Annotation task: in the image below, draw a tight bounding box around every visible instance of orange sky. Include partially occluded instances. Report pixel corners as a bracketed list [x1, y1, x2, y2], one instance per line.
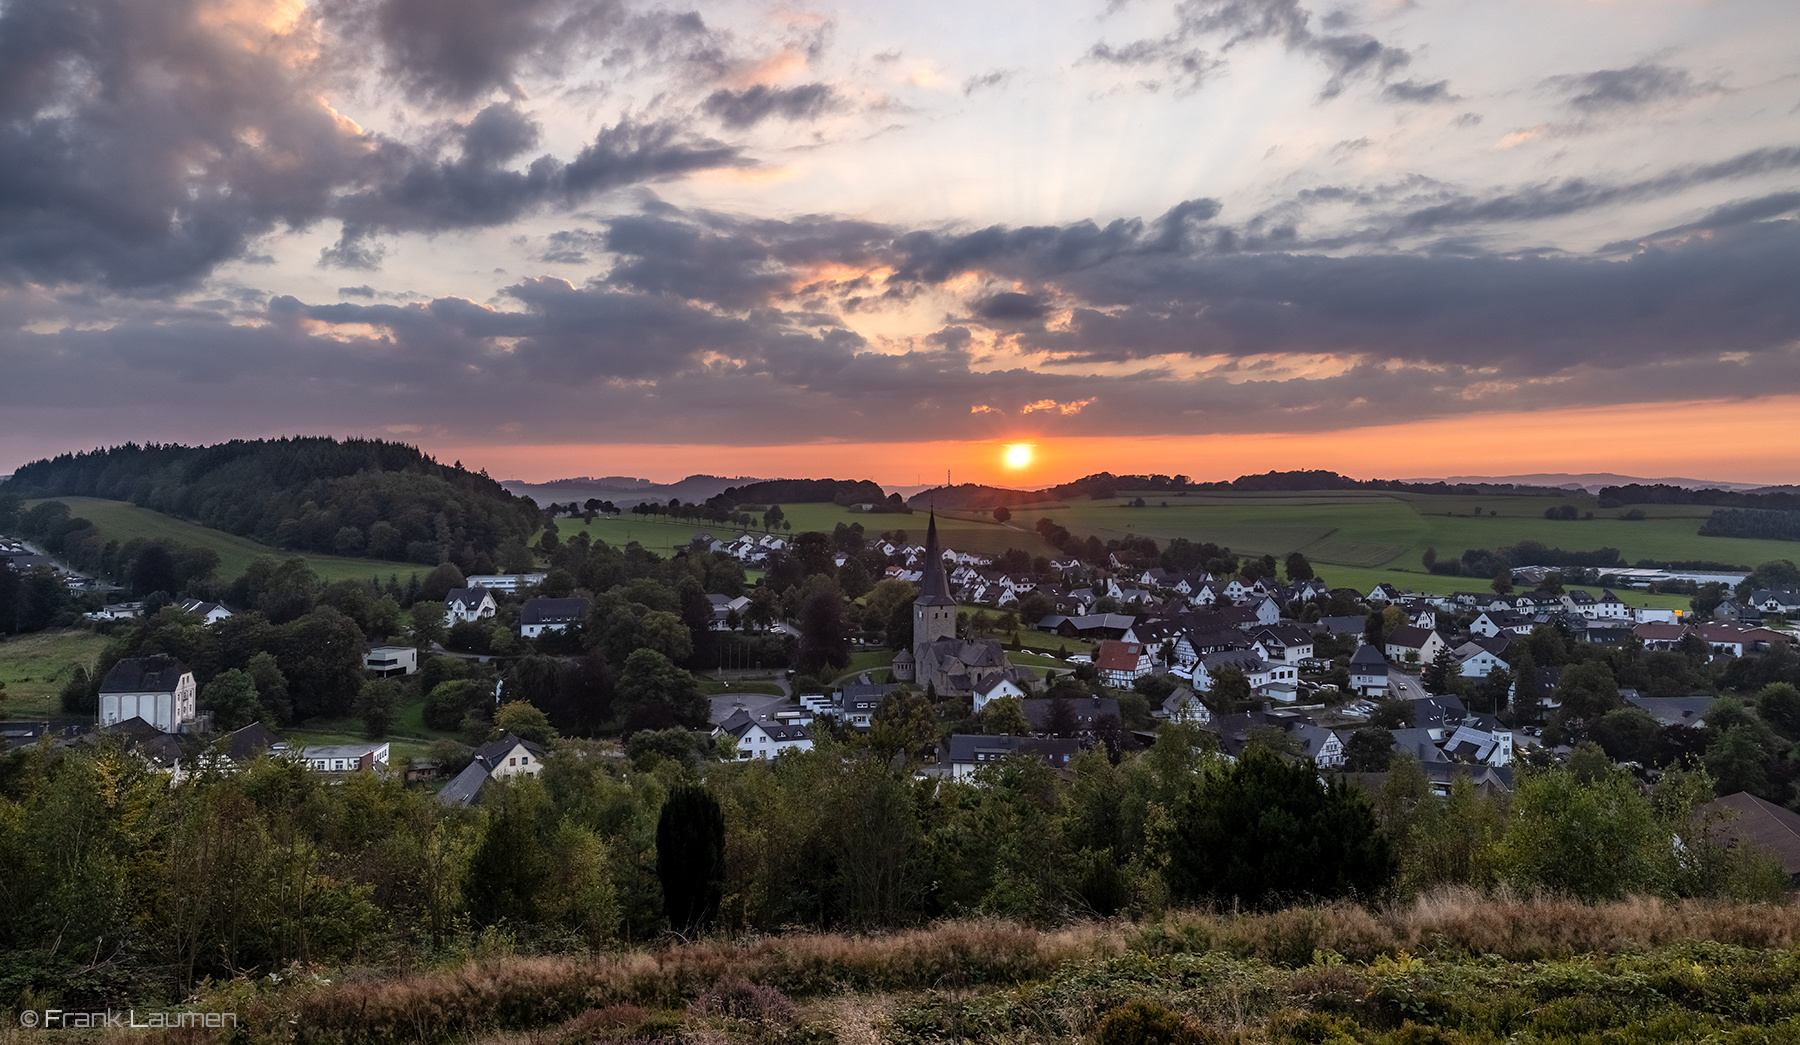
[436, 395, 1800, 488]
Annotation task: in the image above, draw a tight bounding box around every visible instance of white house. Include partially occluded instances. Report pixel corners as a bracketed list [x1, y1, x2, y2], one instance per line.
[716, 708, 814, 760]
[364, 645, 418, 676]
[177, 599, 233, 625]
[445, 587, 498, 623]
[436, 732, 547, 805]
[85, 601, 144, 621]
[297, 742, 391, 774]
[1248, 623, 1314, 666]
[973, 675, 1030, 713]
[1451, 640, 1510, 679]
[1349, 644, 1389, 696]
[519, 596, 590, 638]
[464, 573, 549, 594]
[98, 656, 198, 733]
[1384, 625, 1446, 668]
[1160, 686, 1211, 725]
[1441, 724, 1513, 767]
[1095, 640, 1153, 687]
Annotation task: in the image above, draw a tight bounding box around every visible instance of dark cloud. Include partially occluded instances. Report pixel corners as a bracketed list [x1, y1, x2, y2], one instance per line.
[338, 285, 377, 298]
[1091, 0, 1413, 97]
[366, 0, 622, 102]
[1382, 79, 1457, 104]
[1545, 61, 1719, 112]
[701, 83, 841, 128]
[972, 291, 1050, 324]
[0, 0, 751, 289]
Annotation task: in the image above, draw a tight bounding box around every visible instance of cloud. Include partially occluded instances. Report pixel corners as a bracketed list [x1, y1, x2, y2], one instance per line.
[1544, 61, 1720, 112]
[1382, 78, 1458, 104]
[701, 83, 841, 128]
[0, 0, 751, 290]
[961, 71, 1011, 95]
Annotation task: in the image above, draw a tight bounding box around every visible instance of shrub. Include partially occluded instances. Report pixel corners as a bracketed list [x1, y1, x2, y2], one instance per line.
[687, 978, 798, 1023]
[1093, 999, 1224, 1045]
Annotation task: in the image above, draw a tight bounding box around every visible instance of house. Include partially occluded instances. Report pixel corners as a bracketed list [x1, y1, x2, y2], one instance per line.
[943, 734, 1080, 781]
[1633, 621, 1691, 650]
[1160, 686, 1211, 725]
[445, 587, 499, 623]
[715, 708, 814, 760]
[1441, 724, 1513, 766]
[85, 601, 144, 621]
[465, 573, 549, 593]
[364, 645, 418, 676]
[1625, 694, 1716, 729]
[1452, 637, 1511, 679]
[1248, 623, 1314, 666]
[1383, 625, 1446, 668]
[176, 599, 233, 625]
[1191, 648, 1269, 693]
[1694, 622, 1785, 659]
[1095, 640, 1153, 687]
[1696, 792, 1800, 884]
[1368, 583, 1402, 604]
[1290, 723, 1345, 768]
[1349, 644, 1388, 696]
[298, 741, 391, 774]
[98, 655, 198, 733]
[1387, 727, 1450, 764]
[972, 674, 1030, 712]
[1471, 610, 1531, 638]
[1752, 590, 1800, 616]
[1316, 615, 1368, 636]
[706, 593, 753, 630]
[840, 682, 900, 729]
[1021, 696, 1120, 735]
[519, 596, 590, 638]
[437, 733, 548, 805]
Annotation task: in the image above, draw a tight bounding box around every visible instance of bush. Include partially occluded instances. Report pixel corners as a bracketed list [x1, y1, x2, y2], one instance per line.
[687, 978, 797, 1023]
[1093, 999, 1224, 1045]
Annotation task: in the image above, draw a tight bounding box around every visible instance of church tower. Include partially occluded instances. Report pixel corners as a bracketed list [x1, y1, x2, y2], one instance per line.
[913, 510, 957, 663]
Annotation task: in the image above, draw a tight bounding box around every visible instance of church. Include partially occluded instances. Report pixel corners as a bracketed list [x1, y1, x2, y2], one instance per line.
[891, 511, 1033, 698]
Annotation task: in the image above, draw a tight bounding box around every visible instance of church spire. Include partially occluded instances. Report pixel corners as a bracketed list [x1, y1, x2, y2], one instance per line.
[916, 509, 955, 606]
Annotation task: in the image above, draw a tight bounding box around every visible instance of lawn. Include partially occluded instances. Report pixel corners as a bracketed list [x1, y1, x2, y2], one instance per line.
[0, 628, 111, 719]
[26, 496, 424, 584]
[285, 695, 461, 763]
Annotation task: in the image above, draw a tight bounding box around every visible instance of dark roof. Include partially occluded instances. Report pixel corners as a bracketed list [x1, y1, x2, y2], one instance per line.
[472, 732, 548, 769]
[1385, 625, 1433, 648]
[1317, 615, 1367, 635]
[1021, 696, 1119, 731]
[220, 721, 283, 760]
[944, 733, 1080, 766]
[520, 596, 590, 625]
[98, 655, 189, 695]
[1700, 792, 1800, 875]
[437, 760, 491, 806]
[1349, 644, 1387, 669]
[445, 587, 494, 605]
[1624, 694, 1716, 726]
[915, 510, 956, 607]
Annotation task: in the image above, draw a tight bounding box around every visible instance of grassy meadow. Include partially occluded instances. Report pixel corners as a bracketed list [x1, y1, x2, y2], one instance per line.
[25, 496, 423, 584]
[0, 628, 110, 719]
[62, 892, 1800, 1045]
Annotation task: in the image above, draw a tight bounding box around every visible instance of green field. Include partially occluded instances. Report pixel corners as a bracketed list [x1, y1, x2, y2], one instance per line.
[1028, 489, 1796, 611]
[284, 695, 462, 763]
[562, 503, 1064, 561]
[25, 496, 424, 584]
[0, 628, 110, 719]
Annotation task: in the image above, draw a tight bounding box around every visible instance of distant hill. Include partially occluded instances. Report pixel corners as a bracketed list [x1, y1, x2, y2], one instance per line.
[4, 437, 539, 570]
[502, 474, 762, 508]
[1409, 472, 1771, 494]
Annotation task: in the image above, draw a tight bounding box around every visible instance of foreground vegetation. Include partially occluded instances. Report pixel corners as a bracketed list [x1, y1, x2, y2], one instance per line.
[15, 896, 1800, 1045]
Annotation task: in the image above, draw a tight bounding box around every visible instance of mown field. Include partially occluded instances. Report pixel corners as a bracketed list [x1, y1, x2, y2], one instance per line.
[59, 892, 1800, 1045]
[0, 628, 110, 719]
[24, 496, 423, 584]
[563, 504, 1063, 561]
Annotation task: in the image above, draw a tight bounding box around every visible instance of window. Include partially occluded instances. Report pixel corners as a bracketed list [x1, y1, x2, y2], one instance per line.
[509, 757, 516, 766]
[520, 756, 529, 765]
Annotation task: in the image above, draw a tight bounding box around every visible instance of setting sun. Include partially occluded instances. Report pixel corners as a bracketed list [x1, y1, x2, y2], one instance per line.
[1003, 443, 1033, 469]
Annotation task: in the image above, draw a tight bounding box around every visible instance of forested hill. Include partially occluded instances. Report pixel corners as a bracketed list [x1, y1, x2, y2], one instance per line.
[3, 438, 541, 569]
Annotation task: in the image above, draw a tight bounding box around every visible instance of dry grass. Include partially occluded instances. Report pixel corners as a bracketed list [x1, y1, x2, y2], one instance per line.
[90, 892, 1800, 1045]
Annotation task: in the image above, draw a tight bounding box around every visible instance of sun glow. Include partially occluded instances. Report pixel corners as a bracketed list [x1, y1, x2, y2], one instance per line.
[1003, 443, 1033, 469]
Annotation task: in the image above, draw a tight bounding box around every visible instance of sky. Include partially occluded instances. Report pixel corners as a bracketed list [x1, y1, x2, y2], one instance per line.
[1, 0, 1798, 488]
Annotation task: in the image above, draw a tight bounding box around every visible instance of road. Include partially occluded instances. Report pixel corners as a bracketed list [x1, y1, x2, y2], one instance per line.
[1387, 669, 1427, 702]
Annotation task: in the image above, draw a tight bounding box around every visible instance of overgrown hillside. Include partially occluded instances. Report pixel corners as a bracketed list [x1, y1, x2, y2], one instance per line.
[3, 438, 541, 570]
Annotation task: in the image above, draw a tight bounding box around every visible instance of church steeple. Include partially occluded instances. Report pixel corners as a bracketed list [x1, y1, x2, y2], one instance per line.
[913, 509, 957, 660]
[917, 509, 955, 607]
